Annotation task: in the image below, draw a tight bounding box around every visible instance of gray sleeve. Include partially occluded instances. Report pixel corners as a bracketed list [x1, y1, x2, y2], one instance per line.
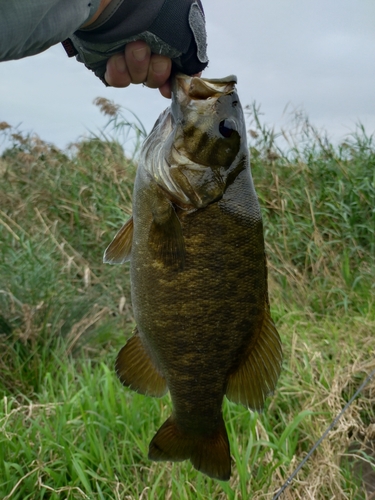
[0, 0, 101, 61]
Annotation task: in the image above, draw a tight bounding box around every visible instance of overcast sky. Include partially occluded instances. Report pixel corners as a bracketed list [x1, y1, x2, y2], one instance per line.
[1, 0, 374, 152]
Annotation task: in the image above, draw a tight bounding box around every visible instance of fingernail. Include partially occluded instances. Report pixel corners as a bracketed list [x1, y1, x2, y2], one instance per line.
[114, 54, 126, 73]
[133, 47, 148, 62]
[152, 60, 169, 75]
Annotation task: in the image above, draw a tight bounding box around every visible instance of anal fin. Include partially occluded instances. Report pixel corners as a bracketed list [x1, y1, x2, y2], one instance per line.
[115, 328, 167, 397]
[226, 304, 282, 411]
[103, 216, 133, 264]
[148, 415, 231, 481]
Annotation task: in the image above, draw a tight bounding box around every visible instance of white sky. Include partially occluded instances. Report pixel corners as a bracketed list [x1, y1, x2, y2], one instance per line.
[1, 0, 374, 152]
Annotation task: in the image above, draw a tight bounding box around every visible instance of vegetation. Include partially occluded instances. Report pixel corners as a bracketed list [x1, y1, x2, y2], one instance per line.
[0, 102, 374, 499]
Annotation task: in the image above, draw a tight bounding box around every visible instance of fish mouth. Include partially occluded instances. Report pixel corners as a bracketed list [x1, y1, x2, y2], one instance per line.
[172, 74, 238, 101]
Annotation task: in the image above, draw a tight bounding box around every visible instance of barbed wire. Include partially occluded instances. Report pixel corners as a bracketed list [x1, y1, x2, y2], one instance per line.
[272, 366, 375, 499]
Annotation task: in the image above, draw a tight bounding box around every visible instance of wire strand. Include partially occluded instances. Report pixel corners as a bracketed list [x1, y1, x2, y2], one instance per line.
[272, 366, 375, 500]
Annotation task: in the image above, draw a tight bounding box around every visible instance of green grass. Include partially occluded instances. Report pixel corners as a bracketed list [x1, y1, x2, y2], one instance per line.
[1, 315, 373, 499]
[0, 103, 374, 499]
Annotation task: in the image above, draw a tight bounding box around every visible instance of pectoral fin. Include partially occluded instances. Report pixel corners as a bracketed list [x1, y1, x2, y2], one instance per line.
[115, 328, 167, 397]
[148, 206, 185, 270]
[103, 216, 133, 264]
[226, 305, 282, 411]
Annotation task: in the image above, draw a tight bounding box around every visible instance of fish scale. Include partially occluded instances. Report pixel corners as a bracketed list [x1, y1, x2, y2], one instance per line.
[104, 73, 282, 480]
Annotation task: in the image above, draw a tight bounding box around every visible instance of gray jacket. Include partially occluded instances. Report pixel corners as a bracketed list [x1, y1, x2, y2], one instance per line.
[0, 0, 100, 60]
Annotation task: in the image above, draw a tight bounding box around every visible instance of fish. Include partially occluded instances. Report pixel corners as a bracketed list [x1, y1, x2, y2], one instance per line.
[103, 73, 282, 481]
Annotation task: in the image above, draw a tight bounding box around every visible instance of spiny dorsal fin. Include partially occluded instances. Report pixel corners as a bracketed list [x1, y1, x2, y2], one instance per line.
[115, 328, 167, 397]
[226, 305, 282, 411]
[148, 415, 231, 481]
[103, 216, 133, 264]
[148, 208, 185, 270]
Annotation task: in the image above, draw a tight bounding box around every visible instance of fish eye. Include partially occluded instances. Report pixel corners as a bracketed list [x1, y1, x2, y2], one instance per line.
[219, 119, 236, 138]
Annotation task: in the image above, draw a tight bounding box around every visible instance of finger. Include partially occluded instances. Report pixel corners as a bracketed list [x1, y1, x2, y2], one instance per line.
[124, 40, 151, 84]
[144, 54, 172, 89]
[104, 53, 131, 88]
[158, 79, 172, 99]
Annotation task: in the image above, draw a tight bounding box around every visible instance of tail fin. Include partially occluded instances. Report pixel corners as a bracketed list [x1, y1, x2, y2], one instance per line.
[148, 416, 231, 481]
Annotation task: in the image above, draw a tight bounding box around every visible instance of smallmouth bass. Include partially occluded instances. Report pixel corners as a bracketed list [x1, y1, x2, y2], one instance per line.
[104, 74, 282, 481]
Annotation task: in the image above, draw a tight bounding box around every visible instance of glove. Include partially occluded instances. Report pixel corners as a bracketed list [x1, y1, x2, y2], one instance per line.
[63, 0, 208, 84]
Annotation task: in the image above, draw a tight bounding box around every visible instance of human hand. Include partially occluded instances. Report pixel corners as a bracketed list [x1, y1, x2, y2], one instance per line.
[104, 41, 172, 98]
[67, 0, 208, 96]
